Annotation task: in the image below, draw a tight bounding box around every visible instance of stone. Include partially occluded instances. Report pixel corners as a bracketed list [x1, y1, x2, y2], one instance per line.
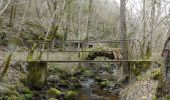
[64, 91, 77, 100]
[47, 75, 60, 83]
[58, 80, 69, 89]
[48, 98, 58, 100]
[47, 88, 61, 99]
[100, 80, 111, 89]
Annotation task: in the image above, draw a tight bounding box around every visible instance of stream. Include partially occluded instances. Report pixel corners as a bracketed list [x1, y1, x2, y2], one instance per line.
[77, 79, 119, 100]
[30, 62, 120, 100]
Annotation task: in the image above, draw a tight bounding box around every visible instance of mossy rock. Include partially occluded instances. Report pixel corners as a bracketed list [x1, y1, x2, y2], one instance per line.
[72, 82, 82, 89]
[58, 80, 69, 89]
[47, 88, 61, 98]
[100, 80, 111, 88]
[47, 75, 60, 83]
[82, 70, 93, 77]
[64, 91, 78, 100]
[165, 95, 170, 100]
[3, 96, 19, 100]
[69, 77, 79, 82]
[48, 98, 58, 100]
[22, 94, 33, 100]
[95, 77, 103, 82]
[151, 70, 161, 80]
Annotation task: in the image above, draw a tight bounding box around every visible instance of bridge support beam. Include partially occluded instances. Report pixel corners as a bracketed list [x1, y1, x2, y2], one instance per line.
[26, 61, 47, 90]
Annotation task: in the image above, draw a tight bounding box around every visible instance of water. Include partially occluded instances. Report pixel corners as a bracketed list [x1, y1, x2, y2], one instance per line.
[77, 79, 119, 100]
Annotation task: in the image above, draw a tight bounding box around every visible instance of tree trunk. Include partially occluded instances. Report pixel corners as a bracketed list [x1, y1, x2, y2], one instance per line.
[150, 0, 156, 52]
[120, 0, 129, 76]
[86, 0, 93, 41]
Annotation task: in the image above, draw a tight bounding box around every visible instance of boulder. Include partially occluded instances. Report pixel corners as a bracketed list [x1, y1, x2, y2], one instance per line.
[47, 88, 61, 99]
[47, 75, 60, 83]
[64, 91, 78, 100]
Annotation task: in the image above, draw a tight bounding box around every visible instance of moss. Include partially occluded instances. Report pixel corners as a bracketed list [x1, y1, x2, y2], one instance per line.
[130, 61, 152, 76]
[27, 61, 47, 89]
[165, 95, 170, 100]
[70, 77, 78, 82]
[64, 91, 78, 100]
[100, 80, 111, 88]
[22, 94, 33, 100]
[151, 70, 161, 80]
[48, 98, 58, 100]
[58, 80, 69, 88]
[95, 77, 103, 82]
[73, 82, 82, 89]
[47, 88, 61, 98]
[4, 96, 18, 100]
[82, 70, 93, 77]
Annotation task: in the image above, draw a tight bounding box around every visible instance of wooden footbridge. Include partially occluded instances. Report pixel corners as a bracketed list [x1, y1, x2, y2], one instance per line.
[1, 39, 159, 89]
[3, 39, 150, 63]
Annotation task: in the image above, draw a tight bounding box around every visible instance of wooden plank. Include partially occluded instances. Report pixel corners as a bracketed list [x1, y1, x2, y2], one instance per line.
[39, 50, 122, 53]
[27, 40, 135, 44]
[18, 60, 154, 63]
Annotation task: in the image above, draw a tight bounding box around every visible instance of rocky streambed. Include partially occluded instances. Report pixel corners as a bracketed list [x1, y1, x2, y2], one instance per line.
[0, 62, 122, 100]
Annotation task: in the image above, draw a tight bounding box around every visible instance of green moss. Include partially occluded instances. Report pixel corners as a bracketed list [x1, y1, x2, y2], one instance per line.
[64, 91, 78, 100]
[100, 80, 111, 88]
[165, 95, 170, 100]
[82, 70, 93, 77]
[73, 82, 82, 89]
[5, 96, 18, 100]
[58, 80, 69, 88]
[95, 77, 103, 82]
[70, 77, 78, 82]
[151, 70, 161, 80]
[130, 61, 152, 76]
[27, 61, 47, 89]
[48, 98, 58, 100]
[47, 88, 61, 98]
[22, 94, 33, 100]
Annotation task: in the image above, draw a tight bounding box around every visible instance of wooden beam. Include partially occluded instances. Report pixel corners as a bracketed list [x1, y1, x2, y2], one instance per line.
[27, 40, 135, 44]
[18, 60, 154, 63]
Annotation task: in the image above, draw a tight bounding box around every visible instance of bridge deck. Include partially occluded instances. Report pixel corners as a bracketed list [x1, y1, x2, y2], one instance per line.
[18, 60, 154, 63]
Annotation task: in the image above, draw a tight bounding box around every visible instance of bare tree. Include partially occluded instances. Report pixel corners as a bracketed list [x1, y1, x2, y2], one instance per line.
[120, 0, 129, 76]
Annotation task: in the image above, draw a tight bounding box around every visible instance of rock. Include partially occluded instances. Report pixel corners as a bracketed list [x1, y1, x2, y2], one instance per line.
[82, 70, 93, 77]
[73, 82, 82, 89]
[22, 94, 33, 100]
[64, 91, 77, 100]
[69, 77, 78, 82]
[47, 88, 61, 99]
[58, 80, 69, 89]
[95, 77, 103, 82]
[151, 70, 160, 80]
[47, 75, 60, 83]
[48, 98, 58, 100]
[100, 80, 111, 89]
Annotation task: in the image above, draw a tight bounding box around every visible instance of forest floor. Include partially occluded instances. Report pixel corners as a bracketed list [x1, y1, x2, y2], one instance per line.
[119, 68, 160, 100]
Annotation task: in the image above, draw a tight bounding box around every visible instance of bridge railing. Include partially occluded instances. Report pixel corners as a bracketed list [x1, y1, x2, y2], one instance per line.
[1, 39, 142, 62]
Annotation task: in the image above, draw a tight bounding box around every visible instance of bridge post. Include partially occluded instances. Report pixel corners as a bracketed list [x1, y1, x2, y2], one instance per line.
[26, 61, 47, 90]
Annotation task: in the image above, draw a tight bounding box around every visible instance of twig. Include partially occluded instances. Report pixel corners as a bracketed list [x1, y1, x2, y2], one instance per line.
[145, 14, 170, 39]
[10, 2, 27, 5]
[16, 1, 29, 36]
[0, 0, 11, 16]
